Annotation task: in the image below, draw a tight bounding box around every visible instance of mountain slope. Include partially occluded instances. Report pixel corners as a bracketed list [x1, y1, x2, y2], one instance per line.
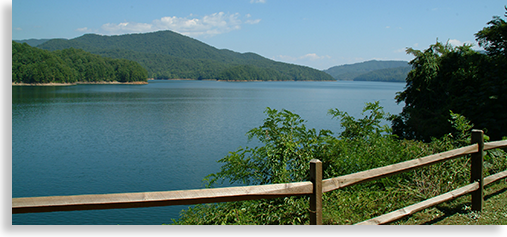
[324, 60, 409, 81]
[353, 66, 411, 82]
[14, 39, 52, 47]
[12, 41, 147, 84]
[37, 31, 334, 81]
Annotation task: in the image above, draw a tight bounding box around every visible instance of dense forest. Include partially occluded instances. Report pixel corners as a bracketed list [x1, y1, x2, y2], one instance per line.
[35, 30, 334, 81]
[324, 60, 409, 81]
[12, 41, 148, 84]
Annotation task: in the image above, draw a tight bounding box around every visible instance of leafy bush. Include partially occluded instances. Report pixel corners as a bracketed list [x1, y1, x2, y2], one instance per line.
[173, 102, 507, 225]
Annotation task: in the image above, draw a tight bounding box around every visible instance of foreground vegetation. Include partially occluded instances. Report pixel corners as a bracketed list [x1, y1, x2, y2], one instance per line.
[173, 9, 507, 225]
[393, 180, 507, 225]
[172, 103, 507, 225]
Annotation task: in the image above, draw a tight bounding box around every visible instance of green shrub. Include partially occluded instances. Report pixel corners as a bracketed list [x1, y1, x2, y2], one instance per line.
[173, 102, 507, 225]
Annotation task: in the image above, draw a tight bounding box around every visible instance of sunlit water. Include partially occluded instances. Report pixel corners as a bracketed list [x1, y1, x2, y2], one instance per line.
[12, 80, 405, 224]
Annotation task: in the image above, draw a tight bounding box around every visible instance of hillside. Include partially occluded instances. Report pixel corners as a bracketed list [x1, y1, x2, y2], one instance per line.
[14, 38, 51, 47]
[324, 60, 409, 81]
[12, 41, 148, 84]
[37, 30, 334, 81]
[353, 66, 411, 82]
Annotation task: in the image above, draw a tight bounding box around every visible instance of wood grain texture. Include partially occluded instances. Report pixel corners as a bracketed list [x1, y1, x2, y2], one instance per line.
[12, 139, 507, 217]
[355, 182, 479, 225]
[13, 181, 312, 214]
[355, 170, 507, 225]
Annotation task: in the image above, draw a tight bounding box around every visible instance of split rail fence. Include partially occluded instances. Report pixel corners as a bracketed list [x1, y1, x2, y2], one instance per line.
[12, 130, 507, 225]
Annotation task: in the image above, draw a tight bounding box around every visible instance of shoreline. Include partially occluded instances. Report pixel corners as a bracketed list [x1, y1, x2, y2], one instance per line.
[150, 78, 337, 82]
[12, 81, 149, 86]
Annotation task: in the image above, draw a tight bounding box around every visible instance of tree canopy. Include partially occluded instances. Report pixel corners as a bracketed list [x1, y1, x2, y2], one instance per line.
[37, 30, 334, 81]
[12, 41, 148, 84]
[392, 8, 507, 141]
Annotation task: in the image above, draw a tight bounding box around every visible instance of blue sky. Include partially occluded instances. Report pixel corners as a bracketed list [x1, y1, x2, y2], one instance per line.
[11, 0, 507, 70]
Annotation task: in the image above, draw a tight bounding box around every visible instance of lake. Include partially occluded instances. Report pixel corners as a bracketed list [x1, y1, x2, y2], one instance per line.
[12, 80, 405, 225]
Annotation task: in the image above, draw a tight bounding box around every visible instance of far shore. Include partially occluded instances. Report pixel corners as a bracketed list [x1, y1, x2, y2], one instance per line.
[12, 81, 149, 86]
[149, 78, 337, 82]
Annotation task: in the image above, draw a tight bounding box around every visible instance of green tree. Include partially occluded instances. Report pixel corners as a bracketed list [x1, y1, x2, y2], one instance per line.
[205, 108, 333, 187]
[475, 6, 507, 57]
[37, 30, 334, 81]
[174, 102, 507, 225]
[12, 41, 147, 84]
[12, 41, 78, 84]
[392, 8, 507, 141]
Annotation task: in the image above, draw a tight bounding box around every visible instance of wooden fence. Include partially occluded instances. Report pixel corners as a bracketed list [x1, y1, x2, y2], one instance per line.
[12, 130, 507, 225]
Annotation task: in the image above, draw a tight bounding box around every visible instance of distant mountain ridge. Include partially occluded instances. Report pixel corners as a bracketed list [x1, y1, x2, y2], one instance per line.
[35, 30, 334, 81]
[324, 60, 410, 82]
[14, 39, 52, 47]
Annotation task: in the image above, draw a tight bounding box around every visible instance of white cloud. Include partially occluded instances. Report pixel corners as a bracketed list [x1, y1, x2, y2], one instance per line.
[448, 39, 464, 47]
[103, 22, 152, 34]
[394, 48, 406, 53]
[301, 53, 331, 61]
[245, 19, 262, 24]
[95, 12, 260, 37]
[76, 27, 90, 32]
[385, 25, 403, 30]
[274, 53, 331, 62]
[275, 55, 297, 61]
[448, 39, 479, 49]
[250, 0, 266, 3]
[244, 13, 261, 24]
[272, 53, 333, 70]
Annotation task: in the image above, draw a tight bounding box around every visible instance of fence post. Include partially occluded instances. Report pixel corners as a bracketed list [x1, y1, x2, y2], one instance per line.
[310, 159, 322, 225]
[471, 129, 484, 212]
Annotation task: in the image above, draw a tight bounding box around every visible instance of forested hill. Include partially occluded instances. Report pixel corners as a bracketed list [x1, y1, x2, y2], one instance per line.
[324, 60, 410, 81]
[14, 38, 51, 47]
[36, 30, 334, 81]
[12, 41, 148, 84]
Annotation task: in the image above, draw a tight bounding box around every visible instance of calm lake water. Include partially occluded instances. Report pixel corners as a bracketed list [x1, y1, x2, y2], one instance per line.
[12, 80, 405, 225]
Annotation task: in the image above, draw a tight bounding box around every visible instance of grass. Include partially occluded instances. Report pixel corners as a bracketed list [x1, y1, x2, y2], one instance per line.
[392, 179, 507, 225]
[319, 178, 507, 225]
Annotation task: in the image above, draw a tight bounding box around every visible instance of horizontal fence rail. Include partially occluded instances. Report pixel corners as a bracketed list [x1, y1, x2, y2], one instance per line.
[322, 144, 479, 193]
[13, 181, 312, 214]
[12, 131, 507, 225]
[356, 169, 507, 225]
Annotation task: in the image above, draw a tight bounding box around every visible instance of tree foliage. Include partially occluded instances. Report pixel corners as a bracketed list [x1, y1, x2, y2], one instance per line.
[12, 41, 148, 84]
[392, 8, 507, 141]
[174, 9, 507, 224]
[475, 7, 507, 58]
[174, 102, 507, 225]
[217, 65, 289, 81]
[12, 41, 77, 84]
[37, 30, 334, 81]
[205, 108, 333, 187]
